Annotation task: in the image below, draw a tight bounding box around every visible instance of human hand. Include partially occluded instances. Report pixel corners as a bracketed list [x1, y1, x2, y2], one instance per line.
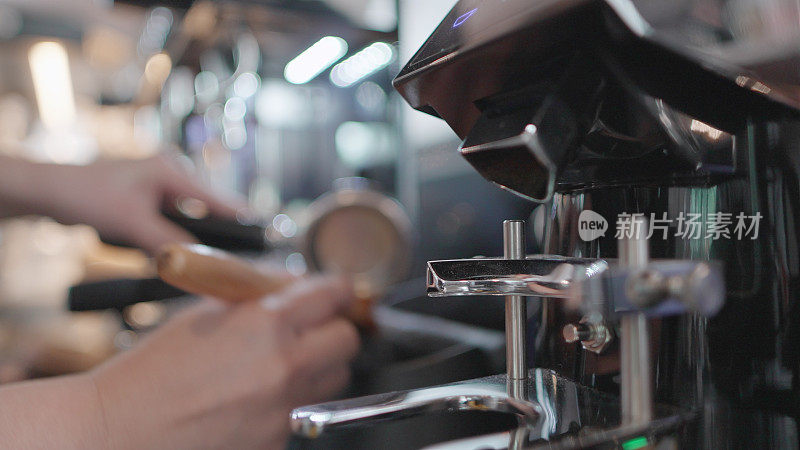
[90, 276, 359, 449]
[40, 155, 243, 255]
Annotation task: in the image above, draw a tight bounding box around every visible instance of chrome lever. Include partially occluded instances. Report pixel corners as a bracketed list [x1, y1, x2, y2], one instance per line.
[290, 374, 543, 438]
[425, 257, 723, 318]
[425, 257, 609, 297]
[290, 368, 612, 441]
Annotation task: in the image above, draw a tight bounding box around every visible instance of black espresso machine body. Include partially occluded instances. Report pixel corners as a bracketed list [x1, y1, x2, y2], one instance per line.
[394, 0, 800, 447]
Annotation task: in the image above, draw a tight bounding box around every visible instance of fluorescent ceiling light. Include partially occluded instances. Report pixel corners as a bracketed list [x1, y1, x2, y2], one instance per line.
[330, 42, 394, 88]
[284, 36, 348, 85]
[28, 41, 76, 129]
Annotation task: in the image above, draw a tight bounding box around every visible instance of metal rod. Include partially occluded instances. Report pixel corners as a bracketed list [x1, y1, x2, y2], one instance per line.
[503, 220, 527, 399]
[619, 216, 653, 425]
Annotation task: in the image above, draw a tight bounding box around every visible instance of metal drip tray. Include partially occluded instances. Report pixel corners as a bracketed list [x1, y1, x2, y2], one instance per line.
[426, 256, 608, 297]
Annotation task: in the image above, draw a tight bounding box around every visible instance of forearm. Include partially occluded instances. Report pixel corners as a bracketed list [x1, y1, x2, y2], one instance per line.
[0, 155, 66, 218]
[0, 373, 107, 449]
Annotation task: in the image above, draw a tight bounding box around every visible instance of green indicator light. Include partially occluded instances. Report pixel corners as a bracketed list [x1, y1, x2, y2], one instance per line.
[621, 436, 649, 450]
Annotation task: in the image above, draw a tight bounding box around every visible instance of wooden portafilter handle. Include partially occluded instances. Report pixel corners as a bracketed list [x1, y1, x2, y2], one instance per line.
[156, 243, 293, 303]
[156, 243, 376, 330]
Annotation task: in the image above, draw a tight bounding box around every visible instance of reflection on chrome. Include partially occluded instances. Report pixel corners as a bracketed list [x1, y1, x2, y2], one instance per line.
[426, 256, 609, 297]
[291, 374, 540, 438]
[290, 369, 617, 442]
[426, 256, 725, 318]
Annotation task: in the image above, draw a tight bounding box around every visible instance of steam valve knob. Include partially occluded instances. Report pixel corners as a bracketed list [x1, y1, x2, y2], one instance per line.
[562, 323, 592, 343]
[562, 321, 613, 354]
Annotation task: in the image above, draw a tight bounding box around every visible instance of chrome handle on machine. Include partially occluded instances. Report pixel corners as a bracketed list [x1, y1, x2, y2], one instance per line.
[425, 252, 724, 320]
[290, 376, 543, 438]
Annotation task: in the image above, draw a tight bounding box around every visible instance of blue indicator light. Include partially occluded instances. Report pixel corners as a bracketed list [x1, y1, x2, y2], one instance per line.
[452, 8, 478, 28]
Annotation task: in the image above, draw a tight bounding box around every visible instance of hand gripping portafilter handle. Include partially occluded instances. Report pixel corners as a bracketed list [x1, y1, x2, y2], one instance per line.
[156, 244, 376, 329]
[156, 243, 293, 303]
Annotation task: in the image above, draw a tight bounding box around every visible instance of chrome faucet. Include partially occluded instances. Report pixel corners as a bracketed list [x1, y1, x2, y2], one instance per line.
[290, 219, 725, 446]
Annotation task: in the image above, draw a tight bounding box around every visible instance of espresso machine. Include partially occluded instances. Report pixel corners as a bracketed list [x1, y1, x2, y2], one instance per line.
[290, 0, 800, 447]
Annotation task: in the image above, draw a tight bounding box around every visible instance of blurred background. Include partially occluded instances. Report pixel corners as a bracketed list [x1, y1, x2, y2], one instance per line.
[0, 2, 536, 436]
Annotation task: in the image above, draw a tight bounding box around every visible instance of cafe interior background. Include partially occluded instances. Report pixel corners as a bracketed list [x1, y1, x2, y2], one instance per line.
[0, 0, 537, 446]
[5, 0, 800, 448]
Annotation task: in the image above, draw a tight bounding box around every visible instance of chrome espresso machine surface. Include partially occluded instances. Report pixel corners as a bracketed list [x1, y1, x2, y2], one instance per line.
[292, 0, 800, 448]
